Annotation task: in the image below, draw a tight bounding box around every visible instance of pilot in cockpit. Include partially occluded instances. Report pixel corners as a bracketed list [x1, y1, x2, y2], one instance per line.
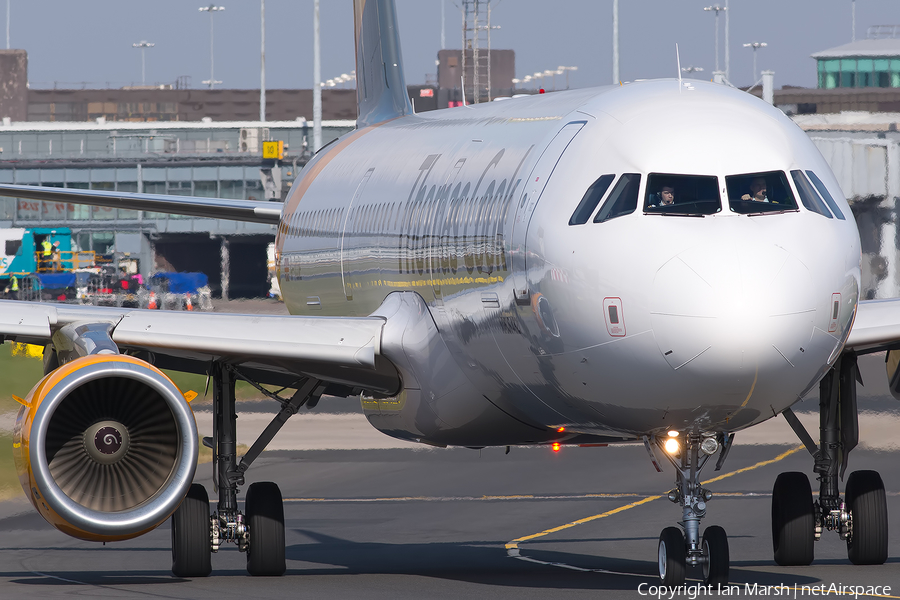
[649, 184, 675, 207]
[741, 177, 769, 202]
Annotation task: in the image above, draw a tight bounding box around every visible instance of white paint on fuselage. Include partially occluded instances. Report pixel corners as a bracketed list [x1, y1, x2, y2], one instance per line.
[276, 80, 860, 440]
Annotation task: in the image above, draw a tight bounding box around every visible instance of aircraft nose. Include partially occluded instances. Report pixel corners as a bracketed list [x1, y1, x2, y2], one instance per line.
[649, 237, 821, 398]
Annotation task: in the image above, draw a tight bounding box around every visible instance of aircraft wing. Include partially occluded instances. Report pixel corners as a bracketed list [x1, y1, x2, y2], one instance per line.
[0, 183, 282, 224]
[845, 298, 900, 353]
[0, 300, 400, 396]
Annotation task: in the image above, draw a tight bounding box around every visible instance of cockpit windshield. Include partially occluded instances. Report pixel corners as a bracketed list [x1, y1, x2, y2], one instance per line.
[643, 173, 721, 216]
[725, 171, 798, 214]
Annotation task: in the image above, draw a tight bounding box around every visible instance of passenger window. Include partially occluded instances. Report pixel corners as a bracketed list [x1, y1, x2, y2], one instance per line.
[805, 171, 846, 220]
[593, 173, 641, 223]
[725, 171, 799, 214]
[643, 173, 721, 216]
[790, 170, 832, 218]
[569, 174, 614, 225]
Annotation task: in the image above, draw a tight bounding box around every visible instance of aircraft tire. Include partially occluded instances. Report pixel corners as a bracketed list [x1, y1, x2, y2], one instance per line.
[171, 483, 212, 577]
[701, 525, 729, 587]
[658, 527, 686, 586]
[246, 481, 286, 576]
[846, 470, 888, 565]
[771, 472, 815, 566]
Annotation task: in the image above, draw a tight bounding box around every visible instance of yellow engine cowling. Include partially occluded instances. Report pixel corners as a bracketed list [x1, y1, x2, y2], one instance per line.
[12, 354, 198, 542]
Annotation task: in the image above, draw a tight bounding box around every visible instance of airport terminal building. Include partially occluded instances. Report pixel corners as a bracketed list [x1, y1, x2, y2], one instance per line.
[0, 119, 354, 298]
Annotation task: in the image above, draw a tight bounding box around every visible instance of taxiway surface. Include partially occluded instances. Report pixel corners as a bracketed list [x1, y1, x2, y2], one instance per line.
[0, 354, 898, 599]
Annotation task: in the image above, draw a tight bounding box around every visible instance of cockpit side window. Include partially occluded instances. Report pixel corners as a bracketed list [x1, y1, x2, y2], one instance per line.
[805, 170, 846, 220]
[790, 170, 832, 218]
[643, 173, 721, 216]
[569, 174, 615, 225]
[593, 173, 641, 223]
[725, 171, 799, 214]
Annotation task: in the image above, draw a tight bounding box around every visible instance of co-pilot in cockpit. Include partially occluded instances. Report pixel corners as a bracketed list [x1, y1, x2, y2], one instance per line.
[725, 171, 798, 214]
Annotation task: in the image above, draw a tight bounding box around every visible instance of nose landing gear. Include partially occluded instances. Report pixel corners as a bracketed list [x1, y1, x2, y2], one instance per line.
[649, 432, 733, 587]
[777, 353, 888, 567]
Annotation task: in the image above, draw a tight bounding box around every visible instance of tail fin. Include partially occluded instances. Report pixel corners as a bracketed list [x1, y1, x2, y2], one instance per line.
[353, 0, 413, 127]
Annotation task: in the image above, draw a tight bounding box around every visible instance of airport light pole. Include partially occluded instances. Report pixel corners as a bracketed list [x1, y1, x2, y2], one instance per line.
[132, 41, 155, 86]
[703, 5, 725, 74]
[544, 69, 559, 91]
[724, 0, 730, 82]
[558, 65, 577, 89]
[260, 0, 266, 121]
[199, 4, 225, 89]
[743, 42, 767, 83]
[313, 0, 321, 152]
[612, 0, 619, 84]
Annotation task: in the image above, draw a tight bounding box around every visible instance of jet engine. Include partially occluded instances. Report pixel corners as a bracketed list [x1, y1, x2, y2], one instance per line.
[12, 353, 198, 542]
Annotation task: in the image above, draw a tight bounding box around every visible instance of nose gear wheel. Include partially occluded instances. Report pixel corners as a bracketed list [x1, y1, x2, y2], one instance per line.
[658, 527, 686, 586]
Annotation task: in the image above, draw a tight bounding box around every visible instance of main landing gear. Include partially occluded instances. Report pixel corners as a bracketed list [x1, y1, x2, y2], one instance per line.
[170, 362, 325, 577]
[647, 432, 734, 587]
[777, 353, 888, 566]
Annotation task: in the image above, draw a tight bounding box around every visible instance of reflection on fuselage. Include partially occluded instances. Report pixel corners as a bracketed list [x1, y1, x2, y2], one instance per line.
[271, 81, 860, 447]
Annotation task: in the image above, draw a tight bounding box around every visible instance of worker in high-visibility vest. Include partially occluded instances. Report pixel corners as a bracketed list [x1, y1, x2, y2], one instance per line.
[40, 239, 52, 271]
[8, 274, 17, 300]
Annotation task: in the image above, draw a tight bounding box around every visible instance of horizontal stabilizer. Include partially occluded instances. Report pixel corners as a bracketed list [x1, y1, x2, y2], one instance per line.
[0, 183, 283, 224]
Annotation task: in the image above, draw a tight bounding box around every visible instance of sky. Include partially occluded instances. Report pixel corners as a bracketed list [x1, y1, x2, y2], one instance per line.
[9, 1, 898, 92]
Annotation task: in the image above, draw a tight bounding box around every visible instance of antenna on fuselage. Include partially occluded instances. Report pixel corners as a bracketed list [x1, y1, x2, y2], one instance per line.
[676, 43, 683, 91]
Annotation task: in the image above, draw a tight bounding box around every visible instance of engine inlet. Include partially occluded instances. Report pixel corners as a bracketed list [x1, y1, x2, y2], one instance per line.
[45, 376, 180, 513]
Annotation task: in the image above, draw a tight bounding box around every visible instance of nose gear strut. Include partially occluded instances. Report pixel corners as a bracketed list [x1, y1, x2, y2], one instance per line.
[653, 432, 732, 587]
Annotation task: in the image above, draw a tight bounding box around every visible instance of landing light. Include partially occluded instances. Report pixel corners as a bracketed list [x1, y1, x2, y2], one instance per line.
[552, 442, 561, 452]
[664, 438, 680, 455]
[700, 437, 720, 456]
[667, 430, 679, 437]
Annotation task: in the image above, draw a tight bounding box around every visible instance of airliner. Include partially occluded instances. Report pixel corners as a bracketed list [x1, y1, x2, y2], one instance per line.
[1, 0, 897, 587]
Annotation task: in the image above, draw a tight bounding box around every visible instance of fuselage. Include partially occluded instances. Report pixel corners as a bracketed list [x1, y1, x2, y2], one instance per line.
[274, 80, 860, 445]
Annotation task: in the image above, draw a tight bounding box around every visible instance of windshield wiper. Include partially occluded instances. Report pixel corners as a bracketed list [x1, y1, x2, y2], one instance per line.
[645, 211, 706, 217]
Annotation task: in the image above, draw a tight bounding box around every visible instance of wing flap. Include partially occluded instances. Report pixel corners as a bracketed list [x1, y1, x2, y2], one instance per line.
[0, 183, 282, 224]
[0, 302, 56, 338]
